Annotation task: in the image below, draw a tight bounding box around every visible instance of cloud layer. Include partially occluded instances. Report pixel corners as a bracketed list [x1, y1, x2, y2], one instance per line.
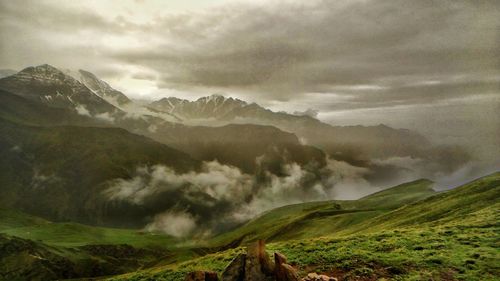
[103, 159, 378, 236]
[1, 0, 498, 103]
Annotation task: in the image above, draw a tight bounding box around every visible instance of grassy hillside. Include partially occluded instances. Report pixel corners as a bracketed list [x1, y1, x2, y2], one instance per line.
[0, 208, 49, 230]
[108, 172, 500, 281]
[207, 179, 437, 246]
[1, 222, 176, 249]
[0, 208, 177, 249]
[341, 172, 500, 234]
[0, 209, 180, 281]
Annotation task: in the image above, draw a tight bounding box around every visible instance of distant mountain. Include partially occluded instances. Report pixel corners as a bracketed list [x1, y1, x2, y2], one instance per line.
[0, 89, 98, 126]
[150, 95, 247, 120]
[0, 64, 469, 191]
[150, 95, 470, 182]
[78, 69, 131, 106]
[151, 123, 326, 173]
[0, 65, 326, 175]
[149, 94, 428, 161]
[0, 64, 119, 115]
[0, 69, 16, 78]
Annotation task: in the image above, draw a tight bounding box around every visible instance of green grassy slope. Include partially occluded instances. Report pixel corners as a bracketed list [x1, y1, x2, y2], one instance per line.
[1, 222, 176, 249]
[355, 178, 436, 209]
[0, 209, 181, 281]
[0, 208, 49, 230]
[206, 201, 333, 246]
[342, 172, 500, 234]
[0, 208, 176, 249]
[108, 172, 500, 281]
[207, 179, 437, 245]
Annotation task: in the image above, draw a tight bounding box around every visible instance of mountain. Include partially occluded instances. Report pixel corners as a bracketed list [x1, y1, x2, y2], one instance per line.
[150, 123, 326, 174]
[0, 65, 325, 175]
[0, 69, 16, 78]
[0, 117, 200, 227]
[150, 95, 247, 120]
[149, 95, 470, 183]
[0, 64, 119, 116]
[78, 69, 131, 106]
[0, 89, 99, 126]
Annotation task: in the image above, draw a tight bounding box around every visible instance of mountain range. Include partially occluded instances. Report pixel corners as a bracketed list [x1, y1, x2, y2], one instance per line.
[0, 64, 470, 230]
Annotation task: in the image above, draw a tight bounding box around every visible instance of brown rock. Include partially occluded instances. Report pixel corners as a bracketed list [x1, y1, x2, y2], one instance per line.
[257, 240, 275, 275]
[274, 252, 288, 279]
[222, 253, 246, 281]
[274, 252, 288, 266]
[278, 264, 300, 281]
[185, 270, 219, 281]
[244, 245, 267, 281]
[244, 240, 275, 281]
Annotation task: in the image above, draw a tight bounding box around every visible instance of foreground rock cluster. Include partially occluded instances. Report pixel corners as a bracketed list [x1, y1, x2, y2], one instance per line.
[185, 240, 337, 281]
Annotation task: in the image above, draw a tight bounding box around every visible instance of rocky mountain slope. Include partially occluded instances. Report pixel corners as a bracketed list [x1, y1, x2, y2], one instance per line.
[150, 95, 470, 183]
[0, 65, 326, 174]
[78, 69, 131, 106]
[0, 65, 119, 116]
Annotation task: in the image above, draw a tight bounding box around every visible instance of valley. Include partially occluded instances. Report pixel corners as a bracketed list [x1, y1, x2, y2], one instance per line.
[0, 65, 497, 280]
[0, 173, 498, 280]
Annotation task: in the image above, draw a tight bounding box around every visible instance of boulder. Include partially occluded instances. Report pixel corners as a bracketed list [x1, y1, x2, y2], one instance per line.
[185, 270, 219, 281]
[274, 252, 288, 279]
[278, 264, 300, 281]
[186, 241, 313, 281]
[222, 253, 246, 281]
[244, 240, 275, 281]
[257, 240, 275, 275]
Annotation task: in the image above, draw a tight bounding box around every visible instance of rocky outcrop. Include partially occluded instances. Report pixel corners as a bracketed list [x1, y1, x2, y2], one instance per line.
[221, 253, 246, 281]
[274, 252, 299, 281]
[187, 240, 339, 281]
[301, 273, 338, 281]
[245, 240, 275, 280]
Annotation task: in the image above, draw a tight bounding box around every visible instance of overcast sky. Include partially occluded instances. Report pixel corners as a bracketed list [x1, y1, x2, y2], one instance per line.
[0, 0, 499, 157]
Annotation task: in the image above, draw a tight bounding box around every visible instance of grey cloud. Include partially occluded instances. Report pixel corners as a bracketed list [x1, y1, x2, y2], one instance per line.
[107, 0, 499, 100]
[145, 210, 197, 238]
[103, 159, 388, 236]
[1, 0, 498, 105]
[0, 0, 133, 34]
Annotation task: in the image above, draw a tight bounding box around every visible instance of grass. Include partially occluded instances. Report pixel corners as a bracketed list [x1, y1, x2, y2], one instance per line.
[0, 209, 176, 249]
[0, 222, 177, 249]
[0, 208, 50, 230]
[108, 219, 500, 281]
[206, 178, 437, 245]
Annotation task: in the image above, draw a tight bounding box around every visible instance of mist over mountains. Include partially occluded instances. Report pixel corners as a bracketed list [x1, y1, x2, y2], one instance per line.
[0, 64, 482, 236]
